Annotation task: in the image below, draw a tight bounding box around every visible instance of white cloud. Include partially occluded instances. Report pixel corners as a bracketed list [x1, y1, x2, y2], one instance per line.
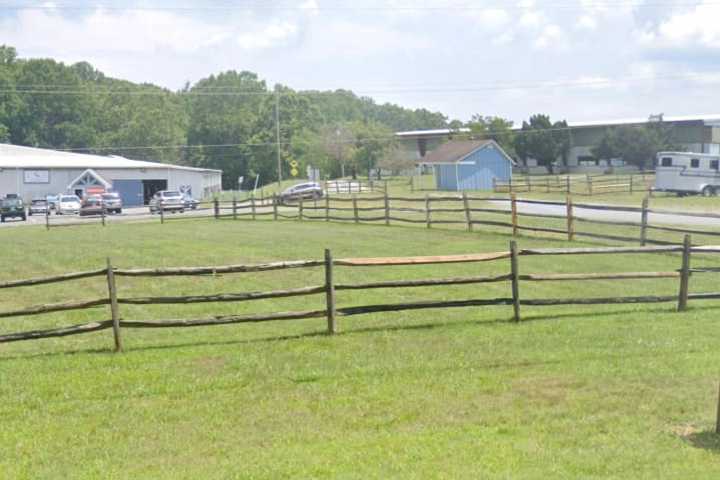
[2, 8, 232, 55]
[474, 8, 511, 32]
[237, 22, 299, 50]
[638, 3, 720, 49]
[576, 15, 597, 31]
[534, 24, 564, 49]
[519, 10, 545, 29]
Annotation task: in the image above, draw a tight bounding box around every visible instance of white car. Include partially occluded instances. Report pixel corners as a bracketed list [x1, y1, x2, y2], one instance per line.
[56, 194, 81, 215]
[149, 190, 185, 213]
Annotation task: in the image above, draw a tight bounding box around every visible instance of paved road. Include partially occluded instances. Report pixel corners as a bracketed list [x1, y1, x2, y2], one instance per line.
[490, 200, 720, 228]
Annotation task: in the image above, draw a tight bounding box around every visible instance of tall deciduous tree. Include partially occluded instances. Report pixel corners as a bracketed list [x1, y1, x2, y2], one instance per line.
[592, 121, 681, 169]
[467, 115, 515, 156]
[514, 114, 570, 168]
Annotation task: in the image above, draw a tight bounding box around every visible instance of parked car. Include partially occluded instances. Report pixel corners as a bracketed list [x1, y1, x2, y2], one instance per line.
[56, 194, 81, 215]
[101, 192, 123, 214]
[149, 190, 185, 213]
[280, 182, 324, 203]
[79, 195, 105, 216]
[0, 196, 26, 222]
[46, 194, 59, 211]
[28, 198, 49, 216]
[183, 194, 199, 210]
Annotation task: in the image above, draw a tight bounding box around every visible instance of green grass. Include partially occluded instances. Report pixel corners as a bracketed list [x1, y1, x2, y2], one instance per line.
[3, 219, 720, 478]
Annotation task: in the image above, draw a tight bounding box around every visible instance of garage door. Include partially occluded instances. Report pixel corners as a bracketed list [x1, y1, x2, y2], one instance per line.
[113, 180, 144, 207]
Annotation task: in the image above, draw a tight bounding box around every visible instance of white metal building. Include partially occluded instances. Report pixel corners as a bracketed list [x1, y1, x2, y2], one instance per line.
[0, 144, 222, 206]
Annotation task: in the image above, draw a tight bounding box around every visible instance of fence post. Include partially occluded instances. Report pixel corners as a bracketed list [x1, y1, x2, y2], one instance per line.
[160, 206, 165, 224]
[509, 176, 513, 193]
[716, 381, 720, 434]
[425, 194, 431, 229]
[251, 194, 256, 221]
[526, 176, 531, 192]
[511, 193, 518, 236]
[566, 196, 574, 242]
[587, 175, 593, 196]
[492, 177, 497, 192]
[546, 177, 551, 193]
[509, 240, 521, 322]
[272, 194, 278, 221]
[45, 209, 50, 231]
[324, 249, 337, 334]
[101, 206, 106, 227]
[298, 196, 303, 221]
[629, 174, 634, 194]
[640, 196, 649, 246]
[105, 257, 122, 352]
[463, 192, 473, 232]
[678, 234, 692, 312]
[384, 180, 388, 194]
[233, 195, 238, 220]
[566, 176, 570, 194]
[353, 195, 359, 224]
[410, 176, 414, 193]
[213, 198, 219, 219]
[384, 190, 390, 226]
[325, 193, 330, 222]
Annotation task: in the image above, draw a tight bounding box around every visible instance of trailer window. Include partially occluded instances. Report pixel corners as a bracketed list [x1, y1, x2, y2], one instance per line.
[660, 157, 673, 167]
[712, 160, 719, 170]
[691, 158, 700, 168]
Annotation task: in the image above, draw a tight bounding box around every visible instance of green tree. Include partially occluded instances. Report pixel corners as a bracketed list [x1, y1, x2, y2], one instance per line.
[467, 115, 515, 156]
[592, 121, 681, 169]
[349, 121, 394, 179]
[514, 114, 570, 168]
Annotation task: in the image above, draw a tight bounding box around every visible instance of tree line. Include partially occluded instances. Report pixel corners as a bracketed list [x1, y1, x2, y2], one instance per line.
[0, 45, 681, 187]
[0, 46, 447, 188]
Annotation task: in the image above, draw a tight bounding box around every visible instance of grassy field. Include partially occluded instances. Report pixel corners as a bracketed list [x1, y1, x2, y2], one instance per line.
[3, 218, 720, 478]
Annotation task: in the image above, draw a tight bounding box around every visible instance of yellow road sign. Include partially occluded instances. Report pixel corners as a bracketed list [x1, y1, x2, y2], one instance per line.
[290, 168, 299, 177]
[289, 160, 299, 168]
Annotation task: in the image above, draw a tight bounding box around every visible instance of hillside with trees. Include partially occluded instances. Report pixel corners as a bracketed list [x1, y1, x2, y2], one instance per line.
[0, 46, 448, 188]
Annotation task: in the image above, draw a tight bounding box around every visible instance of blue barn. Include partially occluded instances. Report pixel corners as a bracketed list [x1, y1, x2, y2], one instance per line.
[420, 140, 514, 191]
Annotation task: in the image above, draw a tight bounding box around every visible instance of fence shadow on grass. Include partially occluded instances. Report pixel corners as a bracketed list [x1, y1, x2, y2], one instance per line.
[7, 303, 720, 362]
[685, 431, 720, 453]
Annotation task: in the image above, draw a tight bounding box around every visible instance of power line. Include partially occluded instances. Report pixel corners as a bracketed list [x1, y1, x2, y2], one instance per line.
[3, 72, 720, 97]
[49, 120, 681, 154]
[0, 1, 717, 11]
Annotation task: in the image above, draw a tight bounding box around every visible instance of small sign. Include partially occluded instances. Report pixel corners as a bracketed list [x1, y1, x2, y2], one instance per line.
[289, 160, 299, 168]
[23, 170, 50, 184]
[290, 168, 299, 177]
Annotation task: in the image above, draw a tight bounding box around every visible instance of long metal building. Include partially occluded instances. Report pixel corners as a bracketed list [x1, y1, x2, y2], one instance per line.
[0, 144, 222, 205]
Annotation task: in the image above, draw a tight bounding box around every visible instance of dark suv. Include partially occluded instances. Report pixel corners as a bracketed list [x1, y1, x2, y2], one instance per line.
[1, 196, 26, 222]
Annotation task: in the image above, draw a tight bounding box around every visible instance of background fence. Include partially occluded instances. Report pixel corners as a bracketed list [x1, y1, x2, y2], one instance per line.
[2, 236, 718, 352]
[494, 172, 655, 196]
[42, 190, 720, 248]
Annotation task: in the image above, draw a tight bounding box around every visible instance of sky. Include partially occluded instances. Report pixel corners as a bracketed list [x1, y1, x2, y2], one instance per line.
[2, 0, 720, 125]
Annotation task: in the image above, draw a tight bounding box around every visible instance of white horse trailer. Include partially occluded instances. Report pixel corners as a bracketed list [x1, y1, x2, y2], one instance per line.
[654, 151, 720, 196]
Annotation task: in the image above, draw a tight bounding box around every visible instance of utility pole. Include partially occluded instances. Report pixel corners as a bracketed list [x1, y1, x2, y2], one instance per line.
[275, 88, 282, 189]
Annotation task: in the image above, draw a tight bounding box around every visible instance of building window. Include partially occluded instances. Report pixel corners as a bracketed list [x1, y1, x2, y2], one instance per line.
[661, 157, 673, 167]
[691, 158, 700, 168]
[577, 155, 596, 166]
[711, 160, 719, 170]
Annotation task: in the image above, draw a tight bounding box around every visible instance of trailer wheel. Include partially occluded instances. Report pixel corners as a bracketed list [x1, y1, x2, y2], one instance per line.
[702, 186, 716, 197]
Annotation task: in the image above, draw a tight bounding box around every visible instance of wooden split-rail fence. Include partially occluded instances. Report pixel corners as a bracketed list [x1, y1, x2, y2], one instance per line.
[494, 173, 655, 196]
[44, 191, 720, 248]
[2, 236, 719, 353]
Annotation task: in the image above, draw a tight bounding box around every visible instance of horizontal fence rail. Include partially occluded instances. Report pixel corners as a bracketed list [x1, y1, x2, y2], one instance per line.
[2, 237, 719, 352]
[37, 186, 720, 252]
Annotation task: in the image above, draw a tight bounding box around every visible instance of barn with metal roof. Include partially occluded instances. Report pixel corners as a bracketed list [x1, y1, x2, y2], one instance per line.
[0, 144, 222, 205]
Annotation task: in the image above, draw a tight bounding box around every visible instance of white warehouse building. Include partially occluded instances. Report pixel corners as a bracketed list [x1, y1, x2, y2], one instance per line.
[0, 144, 222, 206]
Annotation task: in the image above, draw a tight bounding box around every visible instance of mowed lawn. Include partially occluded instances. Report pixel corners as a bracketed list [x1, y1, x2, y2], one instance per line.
[3, 218, 720, 478]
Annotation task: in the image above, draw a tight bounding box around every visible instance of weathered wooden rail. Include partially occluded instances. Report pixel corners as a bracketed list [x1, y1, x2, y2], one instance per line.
[494, 172, 655, 196]
[2, 236, 719, 352]
[43, 188, 720, 250]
